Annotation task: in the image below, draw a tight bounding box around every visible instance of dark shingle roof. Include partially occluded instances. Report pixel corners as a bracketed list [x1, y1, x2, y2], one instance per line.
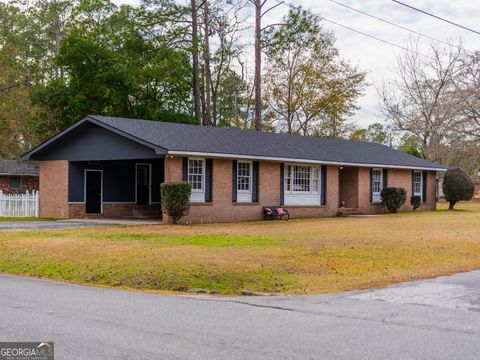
[0, 158, 39, 176]
[88, 115, 445, 170]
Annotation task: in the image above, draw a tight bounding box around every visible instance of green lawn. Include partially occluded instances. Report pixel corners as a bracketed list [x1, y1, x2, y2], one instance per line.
[1, 201, 480, 295]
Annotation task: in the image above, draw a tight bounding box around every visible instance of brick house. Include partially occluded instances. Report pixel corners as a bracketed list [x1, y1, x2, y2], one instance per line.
[22, 115, 446, 222]
[0, 158, 39, 194]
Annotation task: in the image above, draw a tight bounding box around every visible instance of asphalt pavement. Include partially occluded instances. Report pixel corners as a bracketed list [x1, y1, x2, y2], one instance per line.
[1, 271, 480, 359]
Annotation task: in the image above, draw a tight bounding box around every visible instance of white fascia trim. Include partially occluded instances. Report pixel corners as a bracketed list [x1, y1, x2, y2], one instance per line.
[69, 202, 139, 204]
[167, 151, 447, 172]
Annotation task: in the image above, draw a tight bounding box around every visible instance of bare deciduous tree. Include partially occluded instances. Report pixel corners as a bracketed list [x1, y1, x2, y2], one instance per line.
[379, 40, 465, 163]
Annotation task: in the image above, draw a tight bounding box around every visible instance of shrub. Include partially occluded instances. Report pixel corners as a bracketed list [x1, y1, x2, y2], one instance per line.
[161, 182, 192, 224]
[410, 195, 421, 211]
[442, 167, 474, 210]
[380, 187, 407, 213]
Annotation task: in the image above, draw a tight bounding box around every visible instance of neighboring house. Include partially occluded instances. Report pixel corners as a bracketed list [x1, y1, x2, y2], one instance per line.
[0, 158, 39, 194]
[22, 115, 446, 222]
[474, 183, 480, 199]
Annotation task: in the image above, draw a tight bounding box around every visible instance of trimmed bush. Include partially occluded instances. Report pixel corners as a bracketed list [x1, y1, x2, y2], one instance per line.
[380, 187, 407, 213]
[161, 182, 192, 224]
[410, 195, 421, 211]
[442, 167, 474, 210]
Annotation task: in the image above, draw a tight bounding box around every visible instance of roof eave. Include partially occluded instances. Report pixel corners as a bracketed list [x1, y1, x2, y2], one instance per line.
[167, 150, 447, 172]
[0, 173, 39, 177]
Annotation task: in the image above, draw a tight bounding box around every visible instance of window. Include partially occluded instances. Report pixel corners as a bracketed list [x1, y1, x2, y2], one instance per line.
[372, 169, 383, 202]
[237, 161, 252, 192]
[9, 176, 21, 189]
[285, 165, 320, 193]
[413, 171, 422, 196]
[188, 159, 204, 192]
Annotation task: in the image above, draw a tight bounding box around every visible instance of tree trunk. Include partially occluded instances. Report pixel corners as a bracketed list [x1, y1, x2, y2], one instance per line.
[254, 0, 262, 131]
[202, 0, 213, 126]
[448, 201, 456, 210]
[191, 0, 202, 124]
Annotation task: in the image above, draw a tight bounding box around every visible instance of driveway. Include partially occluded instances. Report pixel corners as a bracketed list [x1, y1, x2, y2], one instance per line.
[1, 271, 480, 359]
[0, 221, 107, 230]
[0, 218, 162, 230]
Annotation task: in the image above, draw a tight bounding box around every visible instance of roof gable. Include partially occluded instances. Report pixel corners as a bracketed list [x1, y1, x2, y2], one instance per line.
[22, 117, 167, 161]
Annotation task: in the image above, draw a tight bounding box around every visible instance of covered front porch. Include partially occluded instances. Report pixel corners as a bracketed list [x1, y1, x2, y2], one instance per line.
[337, 166, 383, 216]
[23, 117, 169, 219]
[67, 158, 165, 219]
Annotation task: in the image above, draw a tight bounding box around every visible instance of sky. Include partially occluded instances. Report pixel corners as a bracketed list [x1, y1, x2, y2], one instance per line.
[112, 0, 480, 128]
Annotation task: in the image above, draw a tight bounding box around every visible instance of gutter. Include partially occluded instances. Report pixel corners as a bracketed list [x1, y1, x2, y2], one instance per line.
[167, 151, 448, 172]
[0, 173, 39, 177]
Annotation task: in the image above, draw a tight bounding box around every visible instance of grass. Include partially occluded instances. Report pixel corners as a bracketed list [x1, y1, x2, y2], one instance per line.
[1, 201, 480, 295]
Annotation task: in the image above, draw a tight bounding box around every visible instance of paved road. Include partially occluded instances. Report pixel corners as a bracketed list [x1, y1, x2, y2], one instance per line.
[1, 272, 480, 359]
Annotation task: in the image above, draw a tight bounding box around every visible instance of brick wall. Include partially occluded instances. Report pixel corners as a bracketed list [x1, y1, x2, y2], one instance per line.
[284, 165, 339, 219]
[0, 175, 39, 194]
[338, 167, 358, 208]
[69, 203, 161, 218]
[166, 158, 281, 223]
[39, 161, 69, 218]
[38, 157, 438, 221]
[163, 157, 339, 223]
[356, 168, 437, 213]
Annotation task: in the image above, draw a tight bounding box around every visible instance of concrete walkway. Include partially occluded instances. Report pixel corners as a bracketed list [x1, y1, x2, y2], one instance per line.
[1, 270, 480, 359]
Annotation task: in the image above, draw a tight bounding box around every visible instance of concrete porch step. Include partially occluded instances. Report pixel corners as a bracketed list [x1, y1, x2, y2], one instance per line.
[336, 208, 360, 217]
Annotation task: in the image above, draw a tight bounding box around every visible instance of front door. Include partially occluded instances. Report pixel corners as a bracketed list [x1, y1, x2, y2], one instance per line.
[85, 170, 102, 214]
[136, 164, 151, 205]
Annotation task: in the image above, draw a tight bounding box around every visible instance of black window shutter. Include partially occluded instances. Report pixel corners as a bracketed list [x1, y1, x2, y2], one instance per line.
[205, 159, 212, 202]
[422, 171, 427, 203]
[411, 170, 415, 198]
[383, 169, 388, 189]
[232, 160, 237, 203]
[321, 165, 327, 205]
[182, 157, 188, 182]
[369, 168, 373, 203]
[252, 161, 259, 203]
[280, 163, 284, 206]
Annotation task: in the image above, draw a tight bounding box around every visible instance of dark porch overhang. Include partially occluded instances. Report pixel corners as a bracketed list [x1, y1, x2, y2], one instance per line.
[21, 116, 167, 161]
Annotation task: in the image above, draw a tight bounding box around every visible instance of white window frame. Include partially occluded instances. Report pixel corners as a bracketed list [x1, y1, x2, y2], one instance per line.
[284, 164, 320, 194]
[413, 171, 423, 197]
[372, 168, 383, 203]
[188, 158, 205, 203]
[237, 161, 253, 203]
[284, 164, 321, 205]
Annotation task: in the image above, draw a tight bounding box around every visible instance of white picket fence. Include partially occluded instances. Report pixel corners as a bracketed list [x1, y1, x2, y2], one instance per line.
[0, 191, 39, 218]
